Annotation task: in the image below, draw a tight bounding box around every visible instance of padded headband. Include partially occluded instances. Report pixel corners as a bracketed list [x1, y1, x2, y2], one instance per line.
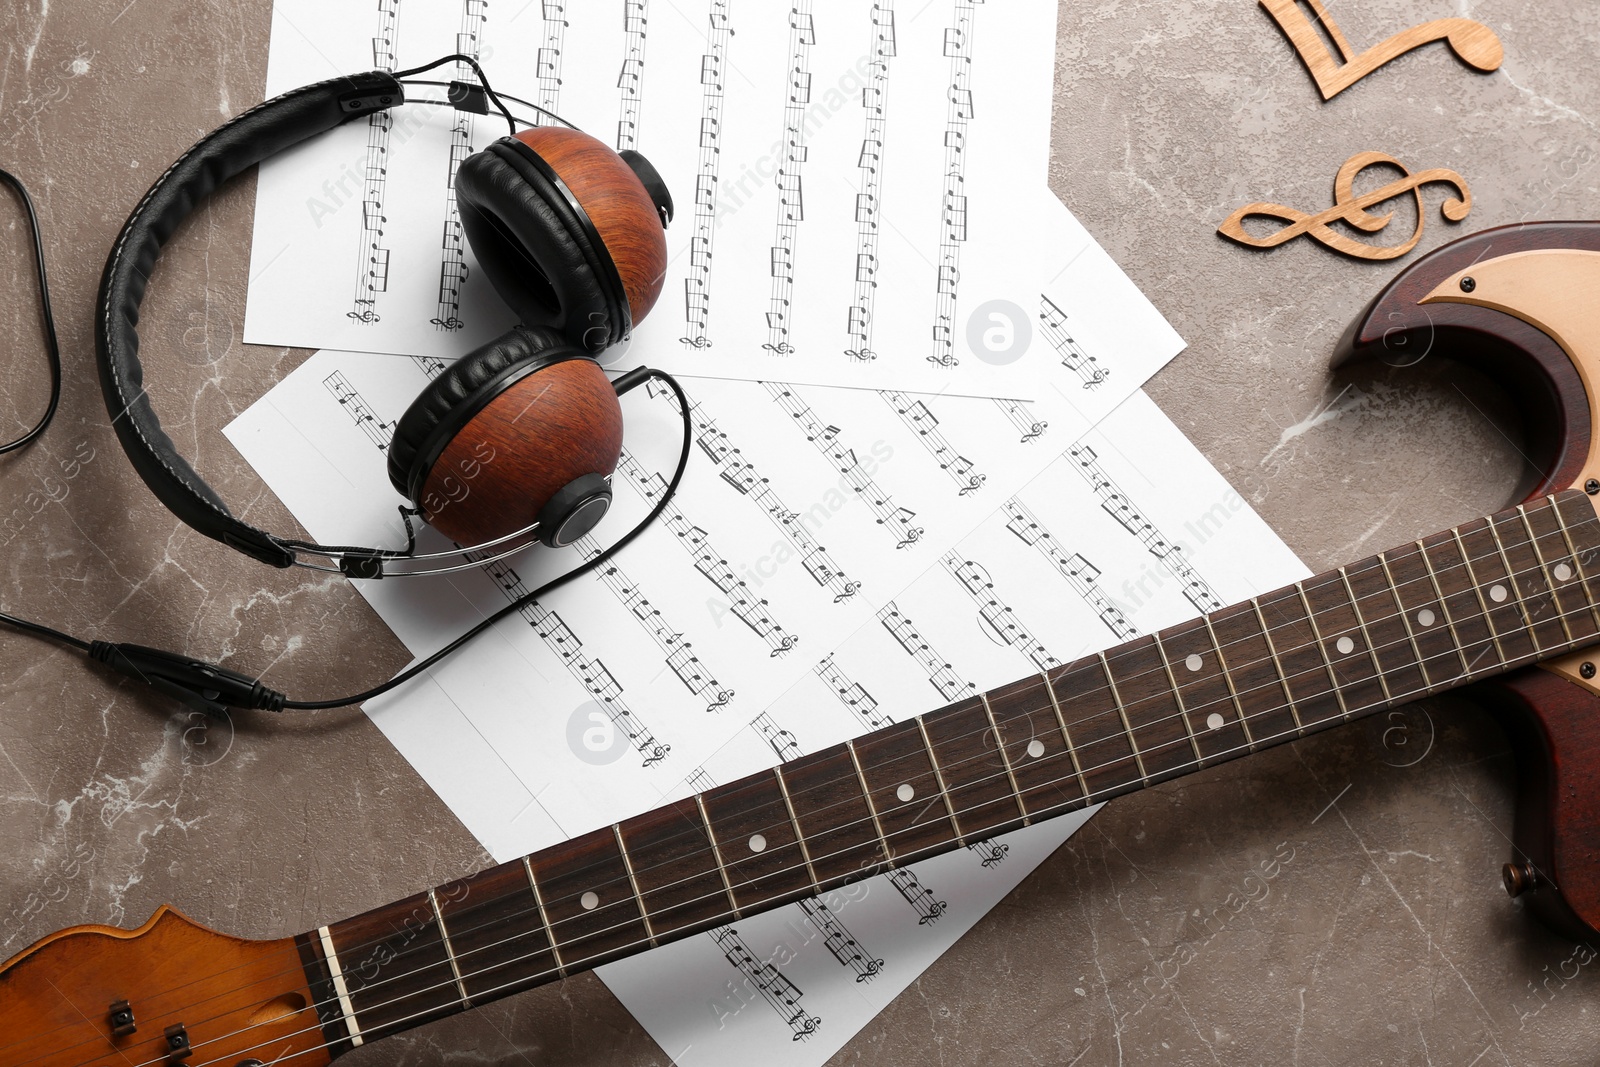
[95, 72, 404, 568]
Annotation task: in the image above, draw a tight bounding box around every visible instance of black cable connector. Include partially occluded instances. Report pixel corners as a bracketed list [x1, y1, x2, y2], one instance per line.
[88, 642, 287, 718]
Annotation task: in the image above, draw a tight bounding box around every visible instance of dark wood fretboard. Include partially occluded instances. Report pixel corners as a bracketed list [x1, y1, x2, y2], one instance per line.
[292, 491, 1600, 1052]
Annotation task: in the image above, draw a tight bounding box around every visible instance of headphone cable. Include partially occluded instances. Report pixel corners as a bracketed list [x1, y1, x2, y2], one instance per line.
[0, 165, 63, 456]
[0, 370, 694, 716]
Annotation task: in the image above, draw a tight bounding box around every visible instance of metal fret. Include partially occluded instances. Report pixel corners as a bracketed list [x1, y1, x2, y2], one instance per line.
[1453, 527, 1510, 664]
[846, 738, 894, 863]
[1550, 496, 1600, 632]
[522, 856, 567, 978]
[772, 767, 822, 888]
[1338, 567, 1393, 700]
[1377, 551, 1431, 686]
[694, 792, 742, 918]
[1201, 615, 1256, 749]
[1096, 651, 1150, 784]
[317, 925, 364, 1048]
[1250, 597, 1304, 730]
[612, 823, 657, 946]
[1294, 582, 1349, 718]
[427, 889, 471, 1007]
[1150, 633, 1204, 764]
[1038, 671, 1093, 798]
[1416, 539, 1474, 676]
[978, 692, 1030, 823]
[1518, 505, 1575, 644]
[1487, 517, 1541, 651]
[914, 714, 965, 843]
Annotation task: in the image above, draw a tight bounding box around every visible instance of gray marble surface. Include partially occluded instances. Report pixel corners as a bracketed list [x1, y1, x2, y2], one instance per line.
[1, 0, 1597, 1063]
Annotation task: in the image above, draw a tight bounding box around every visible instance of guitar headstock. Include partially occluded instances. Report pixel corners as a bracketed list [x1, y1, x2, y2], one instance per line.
[0, 906, 332, 1067]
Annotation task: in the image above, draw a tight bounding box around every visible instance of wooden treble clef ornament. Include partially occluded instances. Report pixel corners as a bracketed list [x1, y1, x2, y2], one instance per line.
[1218, 151, 1471, 260]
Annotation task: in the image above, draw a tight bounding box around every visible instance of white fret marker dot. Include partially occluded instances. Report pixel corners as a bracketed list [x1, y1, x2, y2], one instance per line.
[1555, 563, 1574, 582]
[1206, 713, 1225, 731]
[748, 834, 767, 853]
[1185, 654, 1203, 672]
[580, 891, 599, 911]
[1026, 739, 1046, 759]
[1417, 609, 1436, 627]
[1490, 583, 1509, 603]
[1336, 636, 1356, 655]
[896, 783, 915, 803]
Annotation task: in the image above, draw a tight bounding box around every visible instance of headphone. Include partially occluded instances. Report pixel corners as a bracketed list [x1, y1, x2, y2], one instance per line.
[97, 64, 678, 579]
[0, 60, 695, 714]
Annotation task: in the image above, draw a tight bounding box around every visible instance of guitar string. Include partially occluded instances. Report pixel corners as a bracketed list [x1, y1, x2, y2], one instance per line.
[22, 502, 1597, 1067]
[76, 513, 1600, 1067]
[174, 563, 1598, 1067]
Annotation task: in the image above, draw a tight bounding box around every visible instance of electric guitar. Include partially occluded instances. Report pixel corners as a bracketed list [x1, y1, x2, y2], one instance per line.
[5, 222, 1600, 1065]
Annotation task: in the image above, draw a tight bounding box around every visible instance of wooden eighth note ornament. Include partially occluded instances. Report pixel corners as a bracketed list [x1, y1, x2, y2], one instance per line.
[1218, 151, 1471, 261]
[1260, 0, 1503, 99]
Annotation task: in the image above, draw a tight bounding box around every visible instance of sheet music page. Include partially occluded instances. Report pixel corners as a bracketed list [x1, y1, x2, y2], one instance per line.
[242, 0, 1182, 401]
[227, 363, 1307, 1063]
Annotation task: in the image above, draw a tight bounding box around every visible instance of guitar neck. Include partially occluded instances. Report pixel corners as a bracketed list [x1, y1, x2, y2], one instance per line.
[292, 489, 1600, 1053]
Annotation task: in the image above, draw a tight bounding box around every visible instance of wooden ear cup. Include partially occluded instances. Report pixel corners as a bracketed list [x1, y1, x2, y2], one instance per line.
[417, 358, 624, 548]
[511, 127, 669, 328]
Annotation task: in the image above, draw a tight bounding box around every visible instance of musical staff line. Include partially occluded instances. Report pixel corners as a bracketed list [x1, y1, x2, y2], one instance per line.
[937, 551, 1060, 672]
[845, 0, 896, 362]
[615, 449, 799, 657]
[535, 0, 569, 122]
[814, 654, 889, 731]
[762, 2, 816, 355]
[686, 766, 717, 793]
[929, 0, 983, 368]
[798, 897, 883, 983]
[348, 0, 402, 324]
[880, 390, 983, 496]
[711, 925, 821, 1041]
[1039, 295, 1109, 389]
[876, 600, 974, 703]
[887, 867, 947, 925]
[992, 398, 1048, 444]
[1002, 498, 1139, 641]
[615, 0, 649, 150]
[432, 0, 490, 332]
[323, 371, 396, 453]
[681, 0, 734, 348]
[752, 710, 804, 763]
[1068, 444, 1225, 613]
[575, 532, 734, 712]
[763, 382, 923, 550]
[474, 551, 670, 767]
[662, 383, 859, 602]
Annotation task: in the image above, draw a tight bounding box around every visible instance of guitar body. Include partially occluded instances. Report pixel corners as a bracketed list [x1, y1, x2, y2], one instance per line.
[0, 906, 328, 1067]
[1338, 220, 1600, 941]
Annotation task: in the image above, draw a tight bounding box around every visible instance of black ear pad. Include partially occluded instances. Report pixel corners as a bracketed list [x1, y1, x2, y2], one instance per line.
[387, 324, 585, 504]
[454, 139, 629, 353]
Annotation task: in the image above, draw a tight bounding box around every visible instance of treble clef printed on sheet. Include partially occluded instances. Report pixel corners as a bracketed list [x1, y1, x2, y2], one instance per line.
[1002, 497, 1139, 641]
[887, 867, 947, 925]
[845, 0, 896, 362]
[929, 0, 982, 368]
[992, 398, 1049, 444]
[762, 2, 816, 355]
[1039, 295, 1109, 389]
[763, 382, 924, 550]
[937, 551, 1060, 672]
[431, 0, 490, 332]
[348, 0, 402, 325]
[616, 0, 649, 150]
[880, 390, 984, 496]
[575, 533, 734, 712]
[682, 0, 733, 348]
[615, 450, 799, 657]
[1068, 444, 1225, 614]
